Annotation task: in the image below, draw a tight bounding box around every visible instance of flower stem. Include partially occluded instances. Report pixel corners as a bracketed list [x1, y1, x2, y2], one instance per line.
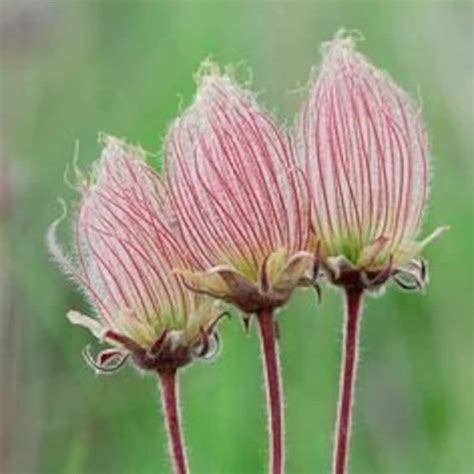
[158, 368, 188, 474]
[257, 308, 284, 474]
[332, 288, 364, 474]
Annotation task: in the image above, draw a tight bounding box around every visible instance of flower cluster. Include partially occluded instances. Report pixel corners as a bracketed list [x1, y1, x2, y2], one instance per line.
[49, 31, 445, 474]
[51, 36, 445, 370]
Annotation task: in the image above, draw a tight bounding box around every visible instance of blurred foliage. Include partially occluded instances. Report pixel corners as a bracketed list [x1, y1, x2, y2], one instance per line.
[1, 1, 473, 473]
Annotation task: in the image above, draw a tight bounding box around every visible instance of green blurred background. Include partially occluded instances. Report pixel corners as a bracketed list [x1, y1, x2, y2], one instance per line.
[1, 1, 472, 473]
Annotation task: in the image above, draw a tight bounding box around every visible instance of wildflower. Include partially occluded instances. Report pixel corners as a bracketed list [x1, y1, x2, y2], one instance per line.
[294, 32, 447, 474]
[165, 63, 315, 315]
[48, 136, 225, 474]
[48, 136, 223, 372]
[294, 33, 447, 293]
[165, 63, 314, 474]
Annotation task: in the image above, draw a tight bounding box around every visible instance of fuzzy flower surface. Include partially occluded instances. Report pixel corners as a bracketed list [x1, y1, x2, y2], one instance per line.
[165, 64, 314, 313]
[294, 33, 447, 291]
[48, 137, 223, 372]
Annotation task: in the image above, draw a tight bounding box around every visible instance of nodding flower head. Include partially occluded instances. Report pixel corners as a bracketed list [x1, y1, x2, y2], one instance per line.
[165, 62, 316, 314]
[48, 136, 225, 373]
[294, 32, 447, 292]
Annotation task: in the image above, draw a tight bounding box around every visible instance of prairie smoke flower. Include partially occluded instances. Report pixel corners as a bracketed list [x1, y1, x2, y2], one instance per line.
[295, 33, 447, 292]
[294, 32, 447, 474]
[165, 63, 314, 315]
[48, 136, 224, 373]
[165, 64, 314, 474]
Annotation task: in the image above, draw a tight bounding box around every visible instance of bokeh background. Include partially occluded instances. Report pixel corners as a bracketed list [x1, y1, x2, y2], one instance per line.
[1, 1, 473, 473]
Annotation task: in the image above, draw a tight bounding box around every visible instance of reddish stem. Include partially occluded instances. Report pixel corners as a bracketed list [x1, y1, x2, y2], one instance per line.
[257, 308, 284, 474]
[332, 288, 364, 474]
[158, 369, 188, 474]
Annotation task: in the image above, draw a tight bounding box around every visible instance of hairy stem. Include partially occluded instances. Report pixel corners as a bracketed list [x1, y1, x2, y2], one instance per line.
[158, 369, 188, 474]
[257, 308, 284, 474]
[332, 288, 364, 474]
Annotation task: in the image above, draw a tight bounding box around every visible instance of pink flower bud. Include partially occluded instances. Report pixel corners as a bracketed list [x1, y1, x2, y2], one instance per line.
[294, 33, 447, 290]
[48, 136, 224, 372]
[165, 63, 314, 312]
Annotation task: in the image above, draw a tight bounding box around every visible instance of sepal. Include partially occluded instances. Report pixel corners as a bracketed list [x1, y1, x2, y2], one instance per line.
[179, 248, 317, 314]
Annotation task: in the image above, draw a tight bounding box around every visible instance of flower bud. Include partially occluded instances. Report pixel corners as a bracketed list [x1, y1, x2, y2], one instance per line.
[294, 33, 447, 290]
[48, 136, 224, 372]
[165, 63, 314, 313]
